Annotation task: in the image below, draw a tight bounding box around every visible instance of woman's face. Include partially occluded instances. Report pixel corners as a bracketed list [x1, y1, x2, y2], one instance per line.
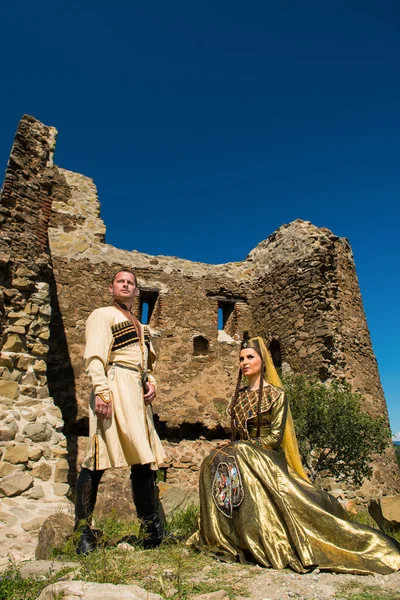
[239, 348, 263, 377]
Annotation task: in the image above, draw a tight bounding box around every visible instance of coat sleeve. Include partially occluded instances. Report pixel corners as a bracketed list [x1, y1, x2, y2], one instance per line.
[259, 390, 288, 449]
[84, 309, 113, 400]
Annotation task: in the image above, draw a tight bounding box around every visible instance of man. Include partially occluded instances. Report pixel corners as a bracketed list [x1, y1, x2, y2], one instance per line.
[74, 268, 166, 554]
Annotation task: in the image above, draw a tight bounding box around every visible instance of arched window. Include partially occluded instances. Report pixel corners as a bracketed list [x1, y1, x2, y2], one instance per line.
[269, 339, 282, 369]
[193, 335, 209, 356]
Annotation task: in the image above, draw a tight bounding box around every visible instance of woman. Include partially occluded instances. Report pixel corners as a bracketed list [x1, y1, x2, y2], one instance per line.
[190, 336, 400, 574]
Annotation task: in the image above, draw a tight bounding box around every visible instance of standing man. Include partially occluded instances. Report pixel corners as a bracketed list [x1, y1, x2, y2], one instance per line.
[74, 268, 166, 554]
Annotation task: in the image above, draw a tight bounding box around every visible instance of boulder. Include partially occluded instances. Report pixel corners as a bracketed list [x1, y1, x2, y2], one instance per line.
[369, 495, 400, 531]
[35, 513, 74, 560]
[37, 581, 164, 599]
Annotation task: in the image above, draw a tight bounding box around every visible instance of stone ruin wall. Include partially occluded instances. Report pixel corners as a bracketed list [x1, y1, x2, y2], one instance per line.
[0, 116, 69, 507]
[0, 115, 399, 516]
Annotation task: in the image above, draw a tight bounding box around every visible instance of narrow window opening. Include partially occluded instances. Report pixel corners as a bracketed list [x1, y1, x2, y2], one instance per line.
[141, 302, 149, 325]
[269, 339, 282, 369]
[218, 301, 235, 331]
[193, 335, 209, 356]
[138, 291, 159, 325]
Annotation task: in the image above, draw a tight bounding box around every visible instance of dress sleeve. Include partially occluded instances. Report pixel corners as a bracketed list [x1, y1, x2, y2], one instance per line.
[259, 390, 288, 449]
[84, 309, 113, 400]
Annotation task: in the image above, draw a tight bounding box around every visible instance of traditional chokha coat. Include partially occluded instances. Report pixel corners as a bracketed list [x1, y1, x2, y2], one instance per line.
[81, 305, 166, 471]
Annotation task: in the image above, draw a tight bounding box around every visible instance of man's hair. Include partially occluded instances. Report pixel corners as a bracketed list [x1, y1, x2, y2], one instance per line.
[111, 268, 137, 286]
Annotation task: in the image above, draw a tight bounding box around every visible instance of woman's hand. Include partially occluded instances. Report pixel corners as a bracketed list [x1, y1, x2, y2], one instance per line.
[95, 395, 112, 420]
[144, 383, 156, 405]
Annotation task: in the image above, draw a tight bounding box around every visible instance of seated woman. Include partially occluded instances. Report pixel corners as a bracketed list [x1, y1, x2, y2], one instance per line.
[190, 336, 400, 574]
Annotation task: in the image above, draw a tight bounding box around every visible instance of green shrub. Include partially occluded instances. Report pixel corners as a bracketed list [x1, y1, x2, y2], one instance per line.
[284, 375, 391, 485]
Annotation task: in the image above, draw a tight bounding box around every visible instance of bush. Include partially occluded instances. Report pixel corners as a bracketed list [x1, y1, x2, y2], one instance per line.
[284, 375, 391, 485]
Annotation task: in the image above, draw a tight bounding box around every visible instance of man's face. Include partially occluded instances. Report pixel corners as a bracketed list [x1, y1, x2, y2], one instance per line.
[109, 271, 137, 306]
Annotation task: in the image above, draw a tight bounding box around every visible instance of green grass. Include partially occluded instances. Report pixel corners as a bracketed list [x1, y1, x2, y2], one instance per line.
[336, 582, 400, 600]
[0, 505, 254, 600]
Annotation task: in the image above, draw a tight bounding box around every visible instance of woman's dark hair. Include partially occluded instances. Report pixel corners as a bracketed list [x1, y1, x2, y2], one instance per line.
[111, 268, 137, 286]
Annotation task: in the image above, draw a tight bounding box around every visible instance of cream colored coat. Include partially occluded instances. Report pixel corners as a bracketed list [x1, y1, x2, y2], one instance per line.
[81, 306, 166, 471]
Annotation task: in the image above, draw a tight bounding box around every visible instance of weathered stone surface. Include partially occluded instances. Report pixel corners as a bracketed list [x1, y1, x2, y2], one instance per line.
[24, 484, 45, 499]
[0, 427, 16, 441]
[3, 443, 29, 463]
[2, 335, 24, 353]
[23, 422, 52, 442]
[53, 483, 70, 496]
[28, 446, 43, 461]
[54, 458, 69, 483]
[30, 462, 52, 481]
[0, 380, 19, 399]
[369, 495, 400, 532]
[0, 472, 33, 496]
[37, 581, 164, 600]
[19, 560, 78, 580]
[159, 484, 199, 517]
[35, 513, 74, 560]
[0, 461, 19, 477]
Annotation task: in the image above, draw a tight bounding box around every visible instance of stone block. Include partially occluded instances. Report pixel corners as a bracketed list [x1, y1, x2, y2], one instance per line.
[24, 484, 45, 499]
[369, 495, 400, 531]
[33, 360, 47, 373]
[53, 483, 70, 496]
[31, 343, 48, 356]
[3, 443, 29, 463]
[54, 458, 69, 483]
[23, 422, 52, 442]
[16, 355, 35, 370]
[30, 462, 52, 481]
[0, 461, 20, 477]
[0, 426, 16, 441]
[28, 446, 43, 461]
[0, 380, 19, 399]
[36, 581, 164, 600]
[0, 472, 33, 496]
[0, 355, 13, 368]
[12, 277, 35, 291]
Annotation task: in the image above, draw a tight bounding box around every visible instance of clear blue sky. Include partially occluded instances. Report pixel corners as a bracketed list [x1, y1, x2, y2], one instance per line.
[1, 1, 399, 431]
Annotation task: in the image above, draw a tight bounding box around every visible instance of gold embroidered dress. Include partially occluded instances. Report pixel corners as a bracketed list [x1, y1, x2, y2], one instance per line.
[193, 383, 400, 574]
[81, 305, 166, 471]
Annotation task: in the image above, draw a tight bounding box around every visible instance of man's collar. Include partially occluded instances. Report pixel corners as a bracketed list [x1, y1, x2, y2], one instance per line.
[113, 300, 132, 312]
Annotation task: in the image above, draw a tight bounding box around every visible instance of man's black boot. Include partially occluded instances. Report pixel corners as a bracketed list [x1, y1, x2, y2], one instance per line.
[130, 464, 164, 548]
[74, 467, 104, 555]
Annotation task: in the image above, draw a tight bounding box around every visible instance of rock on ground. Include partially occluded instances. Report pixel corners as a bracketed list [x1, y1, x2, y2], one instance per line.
[369, 495, 400, 532]
[37, 580, 164, 600]
[35, 513, 74, 559]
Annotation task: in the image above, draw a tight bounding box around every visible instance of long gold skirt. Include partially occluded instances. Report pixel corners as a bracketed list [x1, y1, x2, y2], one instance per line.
[191, 442, 400, 574]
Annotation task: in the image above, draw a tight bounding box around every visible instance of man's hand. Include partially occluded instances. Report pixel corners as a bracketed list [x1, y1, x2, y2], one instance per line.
[95, 395, 112, 420]
[144, 383, 156, 405]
